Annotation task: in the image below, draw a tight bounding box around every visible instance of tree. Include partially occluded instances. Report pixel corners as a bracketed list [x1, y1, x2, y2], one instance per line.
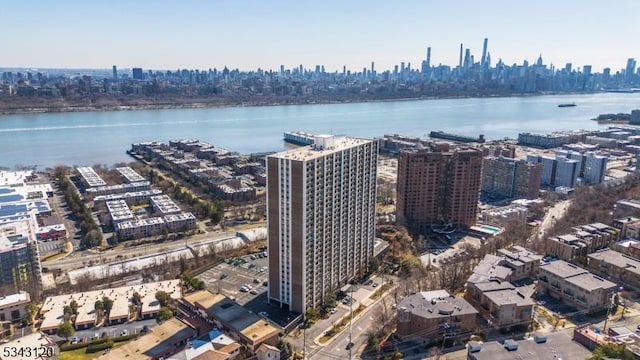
[323, 293, 337, 309]
[156, 307, 173, 324]
[367, 332, 380, 354]
[57, 322, 75, 341]
[69, 300, 79, 315]
[63, 306, 72, 322]
[155, 291, 169, 307]
[131, 292, 142, 307]
[590, 343, 634, 360]
[368, 256, 381, 274]
[93, 300, 104, 314]
[25, 303, 39, 325]
[102, 297, 114, 318]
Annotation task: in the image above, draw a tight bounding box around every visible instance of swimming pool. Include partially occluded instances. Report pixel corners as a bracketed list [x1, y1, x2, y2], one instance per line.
[479, 225, 502, 234]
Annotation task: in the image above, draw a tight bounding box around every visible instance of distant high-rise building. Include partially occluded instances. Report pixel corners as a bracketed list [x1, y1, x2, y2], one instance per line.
[482, 156, 542, 199]
[371, 61, 375, 74]
[267, 135, 378, 313]
[565, 63, 573, 73]
[583, 65, 592, 76]
[464, 49, 471, 69]
[583, 153, 608, 184]
[132, 67, 143, 80]
[626, 58, 637, 80]
[426, 47, 431, 69]
[536, 54, 543, 67]
[459, 43, 463, 68]
[481, 38, 488, 68]
[397, 146, 483, 233]
[112, 65, 117, 80]
[528, 154, 579, 188]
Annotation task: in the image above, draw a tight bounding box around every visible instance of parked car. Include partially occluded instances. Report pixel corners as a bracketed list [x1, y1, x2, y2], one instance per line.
[250, 289, 258, 295]
[121, 329, 128, 336]
[70, 336, 79, 344]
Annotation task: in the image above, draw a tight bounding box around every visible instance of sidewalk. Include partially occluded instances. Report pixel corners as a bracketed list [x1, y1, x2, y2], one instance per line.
[313, 283, 397, 347]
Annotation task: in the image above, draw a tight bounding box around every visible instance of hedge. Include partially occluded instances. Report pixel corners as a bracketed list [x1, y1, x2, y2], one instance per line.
[113, 334, 139, 342]
[86, 341, 114, 354]
[60, 342, 90, 351]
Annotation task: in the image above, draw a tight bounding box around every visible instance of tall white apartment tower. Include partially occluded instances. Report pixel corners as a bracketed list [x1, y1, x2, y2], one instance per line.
[266, 135, 378, 313]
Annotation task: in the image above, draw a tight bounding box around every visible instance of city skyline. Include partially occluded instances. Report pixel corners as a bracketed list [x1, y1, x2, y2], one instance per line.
[3, 0, 639, 72]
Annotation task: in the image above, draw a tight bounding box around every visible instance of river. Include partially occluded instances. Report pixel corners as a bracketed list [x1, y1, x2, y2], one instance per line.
[1, 93, 639, 168]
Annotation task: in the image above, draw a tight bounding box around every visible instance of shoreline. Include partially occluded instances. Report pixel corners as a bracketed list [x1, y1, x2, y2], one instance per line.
[0, 91, 598, 116]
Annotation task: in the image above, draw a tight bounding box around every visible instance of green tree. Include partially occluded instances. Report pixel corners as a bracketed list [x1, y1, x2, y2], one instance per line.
[94, 300, 104, 316]
[57, 322, 75, 341]
[25, 303, 39, 324]
[102, 297, 114, 318]
[156, 307, 173, 324]
[367, 332, 380, 354]
[368, 256, 381, 274]
[590, 343, 634, 360]
[323, 293, 337, 309]
[155, 291, 169, 307]
[63, 305, 72, 322]
[69, 300, 79, 315]
[131, 292, 142, 307]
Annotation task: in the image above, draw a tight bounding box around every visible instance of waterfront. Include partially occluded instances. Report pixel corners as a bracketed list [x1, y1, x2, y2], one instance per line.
[1, 92, 639, 168]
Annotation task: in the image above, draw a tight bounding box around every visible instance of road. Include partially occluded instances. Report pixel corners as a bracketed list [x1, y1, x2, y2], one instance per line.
[308, 292, 395, 360]
[528, 199, 572, 243]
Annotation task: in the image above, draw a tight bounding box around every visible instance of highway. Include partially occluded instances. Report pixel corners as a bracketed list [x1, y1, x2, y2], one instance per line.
[45, 230, 238, 271]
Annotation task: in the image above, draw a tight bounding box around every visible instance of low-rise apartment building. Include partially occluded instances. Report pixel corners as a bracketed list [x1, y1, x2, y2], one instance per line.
[545, 223, 618, 261]
[464, 249, 539, 329]
[587, 249, 640, 291]
[538, 260, 617, 312]
[396, 290, 477, 341]
[0, 291, 30, 322]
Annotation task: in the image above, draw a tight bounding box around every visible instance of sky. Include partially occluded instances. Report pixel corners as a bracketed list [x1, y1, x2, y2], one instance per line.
[3, 0, 639, 73]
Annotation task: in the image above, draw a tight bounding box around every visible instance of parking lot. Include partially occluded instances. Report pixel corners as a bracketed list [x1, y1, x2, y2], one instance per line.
[419, 235, 481, 267]
[198, 252, 269, 305]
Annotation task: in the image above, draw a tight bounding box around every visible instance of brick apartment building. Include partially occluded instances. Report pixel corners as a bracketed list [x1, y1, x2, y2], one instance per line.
[397, 146, 483, 234]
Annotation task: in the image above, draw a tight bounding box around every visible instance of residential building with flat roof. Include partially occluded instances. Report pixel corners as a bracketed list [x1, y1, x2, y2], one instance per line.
[397, 146, 483, 233]
[482, 157, 542, 199]
[0, 219, 41, 290]
[0, 291, 30, 323]
[181, 291, 279, 352]
[465, 250, 538, 328]
[0, 332, 58, 360]
[116, 166, 146, 183]
[85, 181, 151, 199]
[267, 135, 378, 313]
[545, 222, 618, 261]
[99, 317, 196, 360]
[587, 249, 640, 291]
[467, 331, 591, 360]
[76, 166, 106, 187]
[538, 260, 617, 312]
[40, 280, 181, 332]
[150, 195, 182, 215]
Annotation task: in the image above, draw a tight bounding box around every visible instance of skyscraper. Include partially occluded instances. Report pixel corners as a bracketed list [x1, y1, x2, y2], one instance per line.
[132, 67, 144, 80]
[267, 135, 378, 313]
[397, 146, 483, 234]
[426, 47, 431, 69]
[112, 65, 117, 80]
[459, 43, 464, 69]
[481, 38, 488, 68]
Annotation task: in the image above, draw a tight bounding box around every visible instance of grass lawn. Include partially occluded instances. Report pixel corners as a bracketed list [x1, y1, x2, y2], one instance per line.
[58, 342, 126, 360]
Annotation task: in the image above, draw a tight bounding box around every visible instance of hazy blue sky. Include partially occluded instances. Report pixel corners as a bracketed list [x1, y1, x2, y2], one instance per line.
[3, 0, 638, 72]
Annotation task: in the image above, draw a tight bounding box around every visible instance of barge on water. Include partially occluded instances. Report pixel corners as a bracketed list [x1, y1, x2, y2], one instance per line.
[429, 131, 485, 143]
[283, 131, 315, 146]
